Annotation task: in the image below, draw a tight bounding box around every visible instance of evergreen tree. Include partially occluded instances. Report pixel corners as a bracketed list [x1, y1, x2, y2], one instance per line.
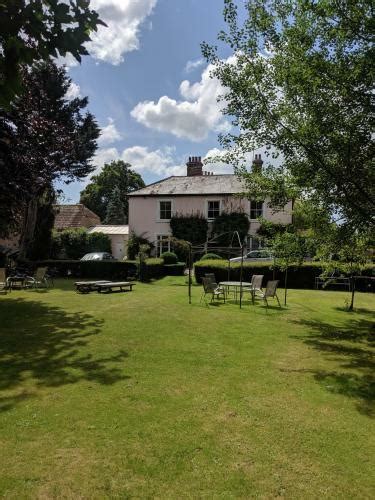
[0, 60, 100, 257]
[104, 187, 126, 225]
[80, 160, 145, 223]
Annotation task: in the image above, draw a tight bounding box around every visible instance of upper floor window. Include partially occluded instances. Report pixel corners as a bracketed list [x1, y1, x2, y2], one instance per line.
[159, 200, 172, 220]
[250, 201, 263, 219]
[207, 200, 220, 220]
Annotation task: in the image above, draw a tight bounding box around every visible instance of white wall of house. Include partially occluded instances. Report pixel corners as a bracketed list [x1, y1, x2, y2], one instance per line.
[108, 234, 128, 260]
[128, 195, 292, 252]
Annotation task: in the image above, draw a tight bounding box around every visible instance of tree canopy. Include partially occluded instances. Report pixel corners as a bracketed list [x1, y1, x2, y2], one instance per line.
[80, 160, 145, 223]
[0, 60, 99, 255]
[202, 0, 375, 232]
[0, 0, 105, 106]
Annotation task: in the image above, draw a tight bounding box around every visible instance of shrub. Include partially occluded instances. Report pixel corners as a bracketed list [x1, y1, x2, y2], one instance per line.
[200, 253, 223, 261]
[128, 232, 153, 260]
[51, 229, 111, 259]
[160, 251, 178, 264]
[170, 214, 208, 244]
[170, 237, 190, 263]
[211, 212, 250, 246]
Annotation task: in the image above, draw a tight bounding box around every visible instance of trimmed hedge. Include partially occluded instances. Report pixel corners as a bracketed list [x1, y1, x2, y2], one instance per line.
[28, 258, 185, 281]
[194, 259, 375, 290]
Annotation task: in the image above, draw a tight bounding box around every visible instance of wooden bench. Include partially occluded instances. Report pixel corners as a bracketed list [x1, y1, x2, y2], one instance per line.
[75, 281, 112, 293]
[96, 282, 135, 293]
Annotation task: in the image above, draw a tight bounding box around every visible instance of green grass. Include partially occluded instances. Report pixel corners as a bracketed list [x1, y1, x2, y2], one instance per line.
[0, 277, 374, 498]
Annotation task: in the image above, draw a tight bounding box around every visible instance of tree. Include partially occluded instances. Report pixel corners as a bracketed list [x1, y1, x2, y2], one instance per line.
[80, 160, 145, 223]
[0, 60, 100, 257]
[104, 187, 126, 225]
[0, 0, 105, 106]
[202, 0, 375, 232]
[314, 224, 372, 311]
[271, 232, 305, 306]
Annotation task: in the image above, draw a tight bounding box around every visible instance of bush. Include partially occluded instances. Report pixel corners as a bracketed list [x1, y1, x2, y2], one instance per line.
[128, 232, 153, 260]
[200, 253, 223, 261]
[51, 229, 111, 259]
[160, 251, 178, 264]
[170, 237, 190, 263]
[170, 214, 208, 244]
[211, 212, 250, 246]
[194, 260, 375, 290]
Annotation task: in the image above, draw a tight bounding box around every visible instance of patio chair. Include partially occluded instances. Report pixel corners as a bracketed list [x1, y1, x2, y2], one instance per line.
[25, 267, 51, 288]
[257, 280, 281, 308]
[201, 277, 225, 304]
[248, 274, 264, 304]
[204, 273, 216, 283]
[0, 268, 8, 294]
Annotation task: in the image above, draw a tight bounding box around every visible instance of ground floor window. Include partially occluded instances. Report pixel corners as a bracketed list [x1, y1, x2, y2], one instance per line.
[156, 235, 171, 256]
[248, 237, 263, 250]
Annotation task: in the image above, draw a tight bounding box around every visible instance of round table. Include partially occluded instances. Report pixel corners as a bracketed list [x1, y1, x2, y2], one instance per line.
[219, 281, 253, 302]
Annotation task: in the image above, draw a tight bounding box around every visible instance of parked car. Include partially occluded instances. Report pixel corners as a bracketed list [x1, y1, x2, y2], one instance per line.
[230, 249, 273, 263]
[80, 252, 116, 261]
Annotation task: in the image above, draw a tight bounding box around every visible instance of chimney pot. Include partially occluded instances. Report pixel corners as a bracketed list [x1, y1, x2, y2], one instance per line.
[186, 154, 203, 176]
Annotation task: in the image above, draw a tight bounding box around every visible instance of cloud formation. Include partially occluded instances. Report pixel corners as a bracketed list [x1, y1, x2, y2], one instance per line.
[65, 81, 81, 99]
[98, 118, 122, 146]
[88, 0, 157, 65]
[184, 58, 205, 73]
[130, 62, 231, 142]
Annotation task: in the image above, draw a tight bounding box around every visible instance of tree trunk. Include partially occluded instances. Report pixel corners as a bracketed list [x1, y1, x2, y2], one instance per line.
[19, 197, 39, 260]
[349, 276, 356, 311]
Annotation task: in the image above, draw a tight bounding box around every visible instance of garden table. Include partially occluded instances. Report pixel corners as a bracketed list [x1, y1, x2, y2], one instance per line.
[219, 281, 253, 303]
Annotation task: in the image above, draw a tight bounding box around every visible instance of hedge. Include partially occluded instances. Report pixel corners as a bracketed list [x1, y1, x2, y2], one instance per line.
[194, 259, 375, 291]
[27, 259, 185, 281]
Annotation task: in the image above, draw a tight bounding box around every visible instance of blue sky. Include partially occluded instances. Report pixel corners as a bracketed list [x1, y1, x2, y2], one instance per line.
[59, 0, 245, 202]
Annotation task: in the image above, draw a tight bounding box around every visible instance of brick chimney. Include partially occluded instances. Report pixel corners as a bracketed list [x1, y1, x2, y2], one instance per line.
[186, 156, 203, 176]
[252, 153, 263, 174]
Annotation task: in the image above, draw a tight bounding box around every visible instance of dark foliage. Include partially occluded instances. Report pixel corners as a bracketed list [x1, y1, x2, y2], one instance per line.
[211, 212, 250, 246]
[170, 214, 208, 244]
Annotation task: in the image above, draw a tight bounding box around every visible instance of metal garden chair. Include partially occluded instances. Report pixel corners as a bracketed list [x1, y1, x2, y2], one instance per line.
[201, 277, 226, 304]
[258, 280, 281, 307]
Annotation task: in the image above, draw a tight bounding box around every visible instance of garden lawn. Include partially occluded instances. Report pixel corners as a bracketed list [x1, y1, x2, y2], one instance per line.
[0, 277, 374, 498]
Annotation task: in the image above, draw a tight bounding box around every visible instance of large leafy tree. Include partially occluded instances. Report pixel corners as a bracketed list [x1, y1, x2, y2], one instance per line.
[0, 60, 99, 257]
[202, 0, 375, 232]
[0, 0, 105, 106]
[80, 160, 145, 223]
[104, 186, 126, 225]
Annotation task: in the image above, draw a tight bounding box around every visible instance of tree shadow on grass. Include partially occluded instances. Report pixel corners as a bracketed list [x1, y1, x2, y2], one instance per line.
[291, 313, 375, 417]
[0, 297, 129, 412]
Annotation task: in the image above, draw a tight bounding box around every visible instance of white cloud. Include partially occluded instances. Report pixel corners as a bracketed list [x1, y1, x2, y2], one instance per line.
[121, 146, 185, 176]
[203, 148, 234, 174]
[56, 0, 157, 67]
[184, 58, 205, 73]
[66, 81, 81, 100]
[98, 118, 122, 146]
[87, 0, 157, 65]
[130, 61, 231, 142]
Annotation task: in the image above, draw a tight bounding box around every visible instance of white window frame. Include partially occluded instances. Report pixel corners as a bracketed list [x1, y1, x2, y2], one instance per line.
[206, 199, 221, 221]
[156, 234, 171, 256]
[249, 200, 263, 220]
[157, 199, 173, 222]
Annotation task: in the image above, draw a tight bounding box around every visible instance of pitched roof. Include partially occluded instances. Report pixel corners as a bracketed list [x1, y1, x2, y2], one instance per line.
[128, 174, 246, 197]
[54, 204, 101, 230]
[87, 225, 129, 235]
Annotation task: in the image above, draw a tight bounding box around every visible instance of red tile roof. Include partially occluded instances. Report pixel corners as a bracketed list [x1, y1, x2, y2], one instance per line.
[54, 204, 101, 230]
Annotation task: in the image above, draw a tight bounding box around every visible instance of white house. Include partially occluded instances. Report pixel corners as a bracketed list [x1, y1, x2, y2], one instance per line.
[87, 225, 129, 260]
[128, 155, 293, 256]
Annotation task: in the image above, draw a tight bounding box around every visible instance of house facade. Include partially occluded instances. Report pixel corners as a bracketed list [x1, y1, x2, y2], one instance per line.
[128, 156, 292, 256]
